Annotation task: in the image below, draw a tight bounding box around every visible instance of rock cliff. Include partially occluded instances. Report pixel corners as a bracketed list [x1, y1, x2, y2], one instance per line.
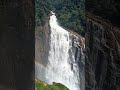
[0, 1, 34, 90]
[35, 19, 50, 66]
[85, 13, 120, 90]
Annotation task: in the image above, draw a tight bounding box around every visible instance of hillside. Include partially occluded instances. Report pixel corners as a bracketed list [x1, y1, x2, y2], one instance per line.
[35, 79, 69, 90]
[35, 0, 85, 36]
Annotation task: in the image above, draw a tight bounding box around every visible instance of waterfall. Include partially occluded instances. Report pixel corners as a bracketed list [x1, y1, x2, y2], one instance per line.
[35, 12, 85, 90]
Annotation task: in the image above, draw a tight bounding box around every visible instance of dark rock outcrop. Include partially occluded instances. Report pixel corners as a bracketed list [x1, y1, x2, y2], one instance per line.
[0, 1, 34, 90]
[85, 13, 120, 90]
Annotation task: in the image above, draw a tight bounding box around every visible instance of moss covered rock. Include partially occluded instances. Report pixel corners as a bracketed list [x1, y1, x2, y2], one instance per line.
[35, 79, 69, 90]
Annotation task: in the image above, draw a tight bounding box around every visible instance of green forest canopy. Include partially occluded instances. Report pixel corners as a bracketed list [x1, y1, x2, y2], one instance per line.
[35, 0, 85, 36]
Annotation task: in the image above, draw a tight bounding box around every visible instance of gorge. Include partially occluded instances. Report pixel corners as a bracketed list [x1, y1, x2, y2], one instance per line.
[35, 12, 85, 90]
[0, 0, 120, 90]
[85, 12, 120, 90]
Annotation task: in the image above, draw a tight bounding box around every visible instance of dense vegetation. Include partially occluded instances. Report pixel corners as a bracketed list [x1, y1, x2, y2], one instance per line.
[35, 80, 69, 90]
[35, 0, 52, 26]
[52, 0, 85, 35]
[86, 0, 120, 27]
[35, 0, 85, 36]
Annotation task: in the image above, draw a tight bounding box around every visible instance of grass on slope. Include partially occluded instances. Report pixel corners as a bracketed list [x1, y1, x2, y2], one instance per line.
[35, 80, 69, 90]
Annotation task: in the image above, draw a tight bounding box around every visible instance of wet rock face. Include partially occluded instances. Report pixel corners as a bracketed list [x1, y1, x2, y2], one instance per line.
[35, 20, 50, 66]
[85, 14, 120, 90]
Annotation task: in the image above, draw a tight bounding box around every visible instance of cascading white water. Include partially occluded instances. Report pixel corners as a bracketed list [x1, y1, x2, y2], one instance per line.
[35, 12, 85, 90]
[47, 12, 80, 90]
